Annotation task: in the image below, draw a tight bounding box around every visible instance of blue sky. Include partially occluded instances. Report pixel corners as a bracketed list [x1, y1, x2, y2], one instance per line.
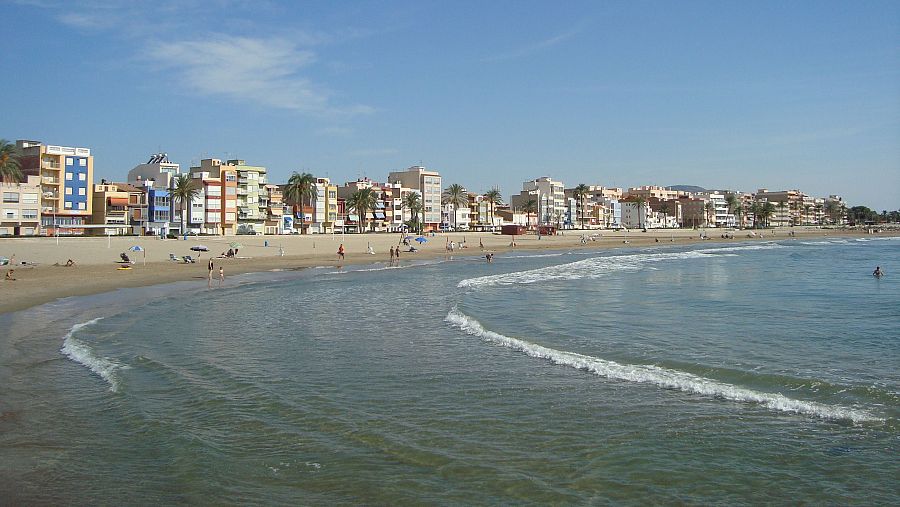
[4, 0, 899, 209]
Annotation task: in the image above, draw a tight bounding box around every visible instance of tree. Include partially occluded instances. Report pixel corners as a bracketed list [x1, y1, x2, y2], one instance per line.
[725, 193, 740, 228]
[704, 201, 715, 228]
[632, 196, 647, 229]
[803, 204, 812, 226]
[522, 199, 537, 227]
[0, 139, 24, 183]
[171, 174, 200, 235]
[757, 202, 775, 228]
[824, 200, 843, 225]
[483, 188, 503, 230]
[402, 192, 423, 234]
[347, 187, 377, 233]
[777, 201, 787, 226]
[658, 202, 670, 227]
[283, 172, 317, 234]
[442, 183, 468, 230]
[573, 183, 589, 229]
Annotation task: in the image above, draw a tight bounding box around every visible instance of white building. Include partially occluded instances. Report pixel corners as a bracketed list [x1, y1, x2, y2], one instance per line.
[387, 166, 442, 231]
[510, 176, 566, 226]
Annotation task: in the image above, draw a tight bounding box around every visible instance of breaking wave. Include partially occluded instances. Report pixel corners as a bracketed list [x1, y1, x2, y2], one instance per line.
[445, 308, 881, 423]
[60, 318, 126, 392]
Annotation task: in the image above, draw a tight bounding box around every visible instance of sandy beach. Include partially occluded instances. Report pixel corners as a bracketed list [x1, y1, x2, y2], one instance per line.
[0, 227, 891, 315]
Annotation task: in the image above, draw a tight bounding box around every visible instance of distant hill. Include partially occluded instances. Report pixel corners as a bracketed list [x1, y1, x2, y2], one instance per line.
[666, 185, 706, 193]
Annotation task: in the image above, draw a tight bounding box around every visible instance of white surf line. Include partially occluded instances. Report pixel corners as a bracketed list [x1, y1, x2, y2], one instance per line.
[60, 317, 126, 393]
[445, 308, 882, 424]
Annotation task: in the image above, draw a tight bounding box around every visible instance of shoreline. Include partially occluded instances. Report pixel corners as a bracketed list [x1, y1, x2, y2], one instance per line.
[1, 227, 894, 315]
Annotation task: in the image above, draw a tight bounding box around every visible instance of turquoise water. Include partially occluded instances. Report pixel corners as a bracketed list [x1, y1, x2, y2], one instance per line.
[1, 237, 897, 504]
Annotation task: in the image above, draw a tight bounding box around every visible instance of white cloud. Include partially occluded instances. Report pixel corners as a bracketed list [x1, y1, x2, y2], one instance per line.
[145, 36, 373, 116]
[481, 23, 587, 63]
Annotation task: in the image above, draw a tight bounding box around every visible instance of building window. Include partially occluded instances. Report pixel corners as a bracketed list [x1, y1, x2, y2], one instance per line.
[2, 192, 18, 203]
[3, 209, 16, 219]
[78, 173, 86, 181]
[78, 202, 86, 210]
[66, 158, 74, 166]
[226, 187, 237, 195]
[225, 174, 236, 182]
[65, 187, 73, 195]
[65, 201, 73, 209]
[22, 193, 38, 204]
[78, 187, 86, 196]
[225, 212, 236, 222]
[79, 159, 86, 166]
[22, 209, 38, 219]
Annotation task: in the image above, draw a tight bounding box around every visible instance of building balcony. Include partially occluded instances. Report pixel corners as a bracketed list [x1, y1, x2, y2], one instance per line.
[41, 207, 55, 213]
[42, 177, 59, 184]
[41, 162, 61, 169]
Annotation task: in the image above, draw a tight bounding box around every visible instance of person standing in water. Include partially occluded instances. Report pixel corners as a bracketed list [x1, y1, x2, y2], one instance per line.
[873, 266, 883, 278]
[337, 243, 345, 260]
[218, 266, 224, 287]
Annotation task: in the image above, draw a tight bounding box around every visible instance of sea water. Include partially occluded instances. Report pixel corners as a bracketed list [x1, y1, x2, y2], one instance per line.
[0, 237, 897, 504]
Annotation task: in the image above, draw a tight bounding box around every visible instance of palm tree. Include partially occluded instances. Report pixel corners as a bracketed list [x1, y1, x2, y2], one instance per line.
[725, 193, 740, 228]
[482, 188, 503, 231]
[803, 204, 812, 226]
[777, 201, 787, 227]
[401, 191, 423, 234]
[522, 199, 537, 227]
[632, 196, 647, 229]
[658, 202, 670, 227]
[171, 174, 200, 235]
[442, 183, 468, 230]
[573, 183, 589, 229]
[704, 201, 715, 228]
[347, 187, 377, 233]
[758, 202, 776, 228]
[0, 139, 24, 183]
[283, 172, 317, 234]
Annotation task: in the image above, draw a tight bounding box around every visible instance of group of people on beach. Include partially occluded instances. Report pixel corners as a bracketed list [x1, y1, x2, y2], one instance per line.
[388, 246, 402, 266]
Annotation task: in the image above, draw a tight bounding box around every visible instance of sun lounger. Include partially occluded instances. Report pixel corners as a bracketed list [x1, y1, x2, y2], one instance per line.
[169, 253, 180, 262]
[183, 255, 196, 263]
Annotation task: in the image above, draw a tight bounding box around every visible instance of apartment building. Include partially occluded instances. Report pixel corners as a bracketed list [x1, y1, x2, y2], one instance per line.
[127, 153, 179, 235]
[510, 177, 566, 226]
[387, 166, 442, 231]
[189, 159, 238, 235]
[263, 183, 284, 235]
[17, 140, 93, 235]
[1, 175, 41, 236]
[756, 189, 803, 226]
[90, 182, 142, 235]
[624, 186, 685, 201]
[223, 160, 268, 234]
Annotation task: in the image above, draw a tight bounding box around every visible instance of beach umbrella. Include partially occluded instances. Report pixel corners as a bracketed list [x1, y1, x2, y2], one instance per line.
[415, 236, 428, 244]
[128, 245, 146, 265]
[190, 245, 209, 257]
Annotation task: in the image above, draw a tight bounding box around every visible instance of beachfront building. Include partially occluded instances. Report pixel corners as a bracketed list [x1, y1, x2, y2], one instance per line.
[387, 166, 442, 232]
[755, 189, 804, 227]
[128, 153, 180, 191]
[263, 183, 285, 235]
[442, 200, 472, 231]
[678, 197, 714, 228]
[648, 197, 682, 228]
[127, 154, 181, 235]
[189, 159, 238, 235]
[90, 182, 140, 235]
[823, 195, 846, 225]
[225, 160, 268, 235]
[620, 200, 652, 229]
[697, 191, 735, 228]
[624, 185, 685, 202]
[510, 177, 566, 227]
[1, 175, 41, 236]
[16, 140, 93, 235]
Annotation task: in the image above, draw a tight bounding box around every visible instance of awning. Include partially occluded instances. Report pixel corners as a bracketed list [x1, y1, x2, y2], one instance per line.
[375, 202, 385, 209]
[374, 212, 385, 219]
[108, 197, 128, 206]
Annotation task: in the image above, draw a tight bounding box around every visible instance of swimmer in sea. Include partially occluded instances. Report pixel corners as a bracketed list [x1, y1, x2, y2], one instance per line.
[873, 266, 883, 278]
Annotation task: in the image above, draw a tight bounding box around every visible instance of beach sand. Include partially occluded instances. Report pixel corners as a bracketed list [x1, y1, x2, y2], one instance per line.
[0, 227, 890, 315]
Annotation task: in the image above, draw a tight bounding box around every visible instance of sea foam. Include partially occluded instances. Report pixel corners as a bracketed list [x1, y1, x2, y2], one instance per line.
[458, 243, 789, 289]
[445, 308, 881, 423]
[60, 318, 125, 392]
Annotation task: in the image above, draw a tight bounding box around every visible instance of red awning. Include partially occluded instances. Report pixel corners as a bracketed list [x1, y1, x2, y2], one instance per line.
[108, 197, 129, 206]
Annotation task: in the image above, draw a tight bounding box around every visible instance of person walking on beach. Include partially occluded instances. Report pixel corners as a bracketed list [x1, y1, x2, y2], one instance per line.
[218, 266, 224, 287]
[208, 261, 214, 288]
[389, 246, 395, 265]
[337, 243, 345, 260]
